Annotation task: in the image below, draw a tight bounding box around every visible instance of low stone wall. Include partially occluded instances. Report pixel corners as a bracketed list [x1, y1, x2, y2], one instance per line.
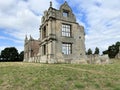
[24, 56, 40, 63]
[24, 57, 88, 64]
[115, 53, 120, 59]
[24, 55, 110, 64]
[86, 54, 110, 64]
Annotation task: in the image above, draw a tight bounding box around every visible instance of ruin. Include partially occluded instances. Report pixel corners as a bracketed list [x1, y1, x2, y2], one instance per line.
[24, 1, 86, 63]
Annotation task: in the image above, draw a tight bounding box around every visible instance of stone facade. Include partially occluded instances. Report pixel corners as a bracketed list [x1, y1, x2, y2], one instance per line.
[24, 1, 86, 63]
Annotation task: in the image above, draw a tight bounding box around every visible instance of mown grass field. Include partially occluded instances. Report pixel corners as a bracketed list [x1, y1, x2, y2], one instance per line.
[0, 59, 120, 90]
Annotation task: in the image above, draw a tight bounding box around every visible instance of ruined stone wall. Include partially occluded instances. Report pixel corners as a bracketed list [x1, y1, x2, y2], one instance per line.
[115, 53, 120, 59]
[86, 54, 110, 64]
[54, 20, 86, 63]
[24, 39, 39, 62]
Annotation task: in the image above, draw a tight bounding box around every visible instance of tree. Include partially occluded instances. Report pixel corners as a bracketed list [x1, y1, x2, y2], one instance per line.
[102, 41, 120, 58]
[18, 51, 24, 61]
[1, 47, 19, 61]
[108, 45, 117, 58]
[94, 47, 99, 54]
[87, 48, 92, 55]
[115, 41, 120, 54]
[103, 50, 108, 55]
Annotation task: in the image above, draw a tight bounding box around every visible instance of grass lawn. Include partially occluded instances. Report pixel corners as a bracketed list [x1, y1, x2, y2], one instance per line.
[0, 59, 120, 90]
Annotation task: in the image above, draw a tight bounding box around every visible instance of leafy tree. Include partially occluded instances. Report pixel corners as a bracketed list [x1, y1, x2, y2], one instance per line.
[115, 41, 120, 54]
[108, 45, 117, 58]
[87, 48, 92, 55]
[94, 47, 99, 54]
[103, 41, 120, 58]
[1, 47, 19, 61]
[103, 50, 108, 55]
[19, 51, 24, 61]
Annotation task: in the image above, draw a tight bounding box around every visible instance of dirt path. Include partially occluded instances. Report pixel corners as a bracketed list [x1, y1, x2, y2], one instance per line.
[60, 65, 106, 75]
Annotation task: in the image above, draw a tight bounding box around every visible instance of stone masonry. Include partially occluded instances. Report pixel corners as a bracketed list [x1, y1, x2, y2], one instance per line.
[24, 1, 86, 63]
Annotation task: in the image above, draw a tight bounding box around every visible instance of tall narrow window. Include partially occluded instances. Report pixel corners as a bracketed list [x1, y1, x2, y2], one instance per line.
[43, 44, 46, 55]
[62, 43, 72, 55]
[42, 26, 46, 39]
[62, 24, 71, 37]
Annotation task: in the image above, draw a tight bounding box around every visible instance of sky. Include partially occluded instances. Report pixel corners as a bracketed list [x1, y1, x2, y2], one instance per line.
[0, 0, 120, 54]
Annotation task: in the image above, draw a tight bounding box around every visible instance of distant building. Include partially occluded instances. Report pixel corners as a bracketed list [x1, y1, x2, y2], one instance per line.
[24, 1, 86, 63]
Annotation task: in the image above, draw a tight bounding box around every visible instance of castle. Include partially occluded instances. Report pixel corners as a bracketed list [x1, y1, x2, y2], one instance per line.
[24, 1, 86, 63]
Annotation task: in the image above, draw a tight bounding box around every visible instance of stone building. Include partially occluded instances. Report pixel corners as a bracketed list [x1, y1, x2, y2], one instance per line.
[24, 35, 40, 62]
[24, 1, 86, 63]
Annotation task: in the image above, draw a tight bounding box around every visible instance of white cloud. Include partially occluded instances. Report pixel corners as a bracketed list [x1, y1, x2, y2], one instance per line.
[27, 0, 59, 14]
[67, 0, 120, 53]
[0, 0, 120, 54]
[0, 0, 59, 51]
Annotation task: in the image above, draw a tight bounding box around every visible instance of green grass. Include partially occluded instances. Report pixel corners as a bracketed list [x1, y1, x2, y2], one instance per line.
[0, 59, 120, 90]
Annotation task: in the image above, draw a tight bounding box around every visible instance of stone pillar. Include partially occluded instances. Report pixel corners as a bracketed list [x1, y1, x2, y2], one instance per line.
[48, 18, 52, 35]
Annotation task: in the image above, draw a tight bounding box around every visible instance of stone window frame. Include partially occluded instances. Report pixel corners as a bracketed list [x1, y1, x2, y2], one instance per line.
[62, 43, 72, 55]
[63, 11, 68, 17]
[42, 26, 46, 39]
[62, 9, 69, 17]
[62, 24, 72, 37]
[43, 44, 46, 55]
